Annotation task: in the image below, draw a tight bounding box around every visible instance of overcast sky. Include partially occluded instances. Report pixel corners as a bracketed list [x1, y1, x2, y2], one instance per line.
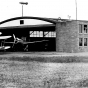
[0, 0, 87, 21]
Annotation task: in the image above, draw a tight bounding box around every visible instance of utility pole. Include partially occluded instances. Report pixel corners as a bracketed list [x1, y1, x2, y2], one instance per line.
[19, 2, 28, 17]
[75, 0, 77, 20]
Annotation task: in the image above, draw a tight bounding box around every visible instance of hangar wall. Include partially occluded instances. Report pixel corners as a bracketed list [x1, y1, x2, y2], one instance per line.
[56, 20, 79, 53]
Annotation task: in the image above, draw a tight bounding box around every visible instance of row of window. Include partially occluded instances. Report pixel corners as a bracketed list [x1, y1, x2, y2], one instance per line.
[79, 24, 88, 33]
[79, 38, 88, 46]
[29, 31, 56, 37]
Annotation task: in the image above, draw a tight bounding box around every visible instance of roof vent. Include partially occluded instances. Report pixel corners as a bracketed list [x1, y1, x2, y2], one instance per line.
[20, 20, 24, 25]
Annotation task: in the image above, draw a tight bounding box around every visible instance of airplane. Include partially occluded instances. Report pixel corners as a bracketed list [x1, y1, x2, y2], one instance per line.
[0, 35, 11, 51]
[4, 34, 49, 51]
[4, 34, 48, 44]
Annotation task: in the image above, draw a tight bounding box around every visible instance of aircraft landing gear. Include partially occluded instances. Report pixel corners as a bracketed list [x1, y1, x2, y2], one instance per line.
[24, 45, 28, 51]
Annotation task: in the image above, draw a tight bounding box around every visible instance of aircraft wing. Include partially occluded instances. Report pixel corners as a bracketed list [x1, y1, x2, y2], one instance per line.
[4, 40, 48, 44]
[0, 36, 12, 39]
[22, 40, 49, 44]
[4, 42, 15, 44]
[4, 46, 11, 49]
[0, 46, 11, 50]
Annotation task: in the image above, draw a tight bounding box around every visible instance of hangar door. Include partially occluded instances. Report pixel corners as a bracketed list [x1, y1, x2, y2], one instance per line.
[0, 17, 56, 52]
[0, 25, 56, 51]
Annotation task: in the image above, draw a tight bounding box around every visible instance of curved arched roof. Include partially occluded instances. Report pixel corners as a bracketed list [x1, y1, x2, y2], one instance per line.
[0, 16, 57, 25]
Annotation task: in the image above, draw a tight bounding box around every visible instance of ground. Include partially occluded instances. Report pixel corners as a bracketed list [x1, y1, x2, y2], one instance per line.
[0, 52, 88, 88]
[0, 51, 88, 57]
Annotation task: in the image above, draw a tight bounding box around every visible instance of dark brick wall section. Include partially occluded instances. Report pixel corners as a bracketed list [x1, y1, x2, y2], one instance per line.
[56, 21, 78, 53]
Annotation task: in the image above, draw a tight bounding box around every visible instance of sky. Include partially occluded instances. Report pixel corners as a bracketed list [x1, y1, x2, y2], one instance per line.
[0, 0, 88, 22]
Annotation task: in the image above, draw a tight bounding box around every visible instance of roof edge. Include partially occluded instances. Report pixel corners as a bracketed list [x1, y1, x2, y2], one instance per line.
[0, 16, 57, 25]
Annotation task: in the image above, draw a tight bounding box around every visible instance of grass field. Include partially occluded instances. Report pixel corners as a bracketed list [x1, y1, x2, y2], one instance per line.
[1, 52, 88, 63]
[0, 52, 88, 88]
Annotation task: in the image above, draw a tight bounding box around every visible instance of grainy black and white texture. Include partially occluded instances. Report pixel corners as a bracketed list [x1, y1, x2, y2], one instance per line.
[0, 52, 88, 88]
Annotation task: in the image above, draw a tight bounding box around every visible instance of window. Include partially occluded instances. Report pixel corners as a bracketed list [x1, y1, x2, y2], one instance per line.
[30, 31, 43, 37]
[84, 38, 87, 46]
[44, 31, 56, 37]
[39, 31, 43, 37]
[79, 24, 82, 33]
[20, 20, 24, 25]
[79, 38, 83, 46]
[51, 32, 56, 37]
[84, 25, 87, 33]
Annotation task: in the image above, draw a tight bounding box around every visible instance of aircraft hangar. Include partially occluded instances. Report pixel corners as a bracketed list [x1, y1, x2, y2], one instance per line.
[0, 16, 57, 52]
[0, 16, 87, 53]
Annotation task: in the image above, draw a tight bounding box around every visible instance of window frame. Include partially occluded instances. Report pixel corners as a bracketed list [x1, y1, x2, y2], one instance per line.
[79, 24, 82, 33]
[44, 31, 56, 37]
[84, 38, 87, 46]
[84, 25, 87, 33]
[79, 38, 83, 46]
[30, 31, 43, 37]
